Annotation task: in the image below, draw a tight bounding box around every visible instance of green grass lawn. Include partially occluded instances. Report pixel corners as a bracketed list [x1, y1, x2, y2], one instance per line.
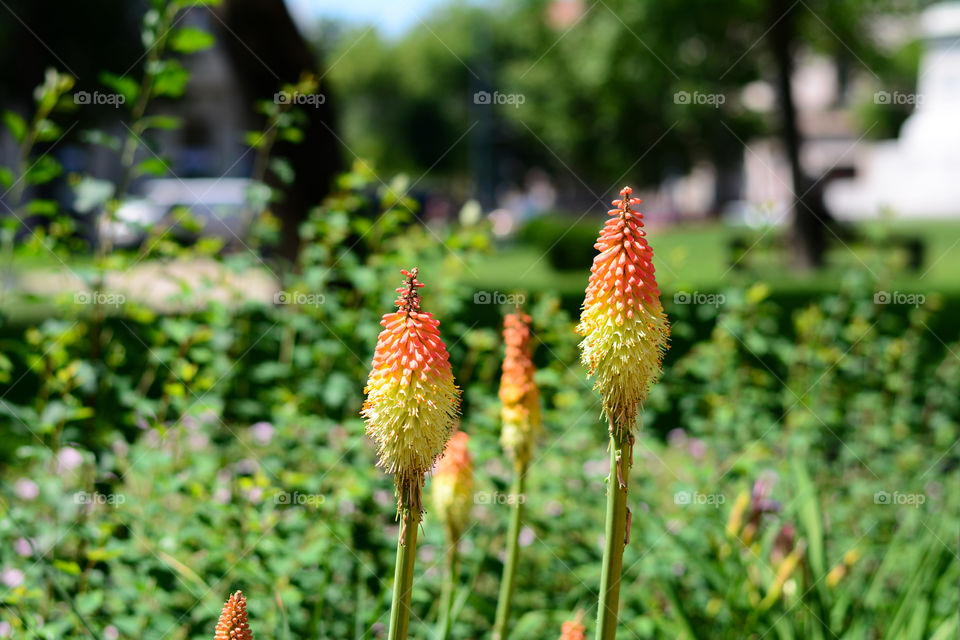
[466, 219, 960, 298]
[4, 219, 958, 326]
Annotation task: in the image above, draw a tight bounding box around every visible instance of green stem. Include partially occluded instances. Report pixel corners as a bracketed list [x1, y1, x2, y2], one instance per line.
[596, 426, 632, 640]
[388, 506, 420, 640]
[436, 533, 458, 640]
[492, 466, 527, 640]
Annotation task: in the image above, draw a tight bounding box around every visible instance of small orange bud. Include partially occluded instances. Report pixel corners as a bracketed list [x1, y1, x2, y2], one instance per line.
[432, 430, 474, 540]
[215, 591, 252, 640]
[560, 611, 586, 640]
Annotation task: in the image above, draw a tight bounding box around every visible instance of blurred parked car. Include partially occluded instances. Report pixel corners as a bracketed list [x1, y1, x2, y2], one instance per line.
[99, 178, 253, 248]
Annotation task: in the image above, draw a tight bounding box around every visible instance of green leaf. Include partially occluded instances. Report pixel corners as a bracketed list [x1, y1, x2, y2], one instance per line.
[244, 131, 267, 149]
[269, 157, 295, 185]
[135, 157, 169, 177]
[169, 26, 216, 54]
[76, 591, 104, 614]
[25, 155, 62, 185]
[34, 119, 62, 142]
[27, 199, 58, 216]
[280, 127, 304, 144]
[141, 115, 182, 131]
[53, 560, 82, 576]
[2, 110, 28, 143]
[99, 72, 140, 104]
[149, 60, 190, 99]
[0, 167, 13, 190]
[246, 182, 273, 211]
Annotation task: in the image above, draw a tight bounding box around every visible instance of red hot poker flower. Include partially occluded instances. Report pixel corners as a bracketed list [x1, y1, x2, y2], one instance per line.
[576, 187, 669, 433]
[363, 268, 460, 515]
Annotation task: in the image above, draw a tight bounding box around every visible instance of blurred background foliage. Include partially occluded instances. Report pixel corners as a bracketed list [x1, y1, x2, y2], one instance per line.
[321, 0, 923, 185]
[0, 0, 956, 638]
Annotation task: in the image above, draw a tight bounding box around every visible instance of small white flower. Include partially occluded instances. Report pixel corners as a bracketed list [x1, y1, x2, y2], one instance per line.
[13, 538, 33, 557]
[13, 478, 39, 501]
[57, 447, 84, 471]
[251, 421, 274, 446]
[1, 568, 24, 588]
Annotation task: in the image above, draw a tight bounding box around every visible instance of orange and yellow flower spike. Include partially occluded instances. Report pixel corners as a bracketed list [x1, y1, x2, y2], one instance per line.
[365, 268, 460, 640]
[499, 310, 542, 470]
[576, 186, 669, 435]
[493, 308, 541, 640]
[215, 591, 253, 640]
[579, 187, 669, 640]
[363, 267, 461, 516]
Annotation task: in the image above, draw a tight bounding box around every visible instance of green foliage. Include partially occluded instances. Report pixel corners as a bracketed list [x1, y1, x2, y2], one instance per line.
[0, 2, 956, 639]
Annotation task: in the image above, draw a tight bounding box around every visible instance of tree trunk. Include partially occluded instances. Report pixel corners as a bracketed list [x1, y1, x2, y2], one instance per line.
[770, 0, 826, 269]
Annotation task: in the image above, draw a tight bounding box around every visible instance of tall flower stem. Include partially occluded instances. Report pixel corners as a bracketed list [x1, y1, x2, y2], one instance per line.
[492, 466, 527, 640]
[436, 537, 458, 640]
[596, 422, 632, 640]
[389, 506, 420, 640]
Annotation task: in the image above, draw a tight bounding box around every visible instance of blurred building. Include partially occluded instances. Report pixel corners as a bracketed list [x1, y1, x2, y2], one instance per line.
[827, 2, 960, 219]
[84, 7, 254, 184]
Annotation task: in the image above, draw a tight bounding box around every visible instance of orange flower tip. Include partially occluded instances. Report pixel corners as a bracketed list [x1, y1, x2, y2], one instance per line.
[215, 591, 253, 640]
[394, 267, 426, 313]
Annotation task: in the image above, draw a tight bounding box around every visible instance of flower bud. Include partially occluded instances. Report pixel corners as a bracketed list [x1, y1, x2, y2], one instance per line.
[559, 611, 585, 640]
[432, 430, 474, 541]
[215, 591, 252, 640]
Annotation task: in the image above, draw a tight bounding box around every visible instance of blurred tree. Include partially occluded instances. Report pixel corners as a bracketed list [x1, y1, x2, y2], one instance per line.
[215, 0, 342, 263]
[322, 0, 928, 265]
